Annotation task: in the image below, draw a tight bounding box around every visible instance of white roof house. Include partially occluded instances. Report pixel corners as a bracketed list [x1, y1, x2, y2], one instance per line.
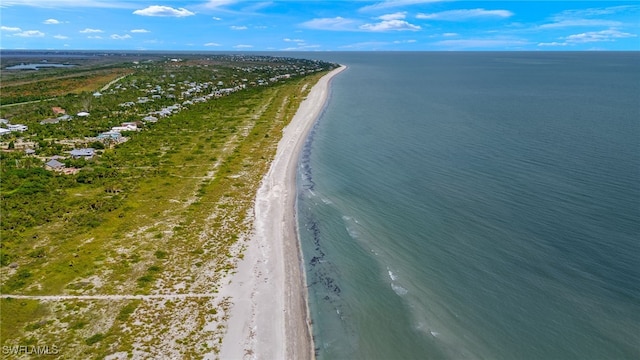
[77, 112, 90, 117]
[0, 128, 11, 136]
[97, 131, 122, 140]
[70, 148, 95, 158]
[142, 116, 158, 123]
[7, 124, 28, 132]
[111, 124, 137, 132]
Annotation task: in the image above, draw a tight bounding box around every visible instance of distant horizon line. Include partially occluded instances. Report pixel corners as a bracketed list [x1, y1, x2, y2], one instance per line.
[2, 49, 639, 53]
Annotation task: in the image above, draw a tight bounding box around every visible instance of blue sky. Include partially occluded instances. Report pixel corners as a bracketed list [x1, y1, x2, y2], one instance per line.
[1, 1, 638, 51]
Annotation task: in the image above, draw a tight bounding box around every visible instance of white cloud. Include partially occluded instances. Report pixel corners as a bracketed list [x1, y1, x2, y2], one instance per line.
[281, 44, 321, 51]
[53, 34, 69, 39]
[417, 9, 513, 21]
[340, 41, 391, 49]
[87, 35, 103, 39]
[133, 5, 195, 17]
[1, 0, 135, 8]
[1, 26, 22, 32]
[361, 19, 420, 32]
[131, 29, 150, 33]
[442, 32, 458, 37]
[553, 5, 639, 20]
[539, 5, 637, 30]
[538, 42, 568, 47]
[301, 17, 357, 31]
[539, 19, 622, 29]
[379, 12, 407, 21]
[393, 39, 417, 43]
[284, 38, 305, 43]
[360, 0, 446, 12]
[80, 28, 103, 33]
[204, 42, 221, 46]
[111, 34, 132, 40]
[212, 16, 222, 21]
[203, 0, 239, 9]
[434, 38, 528, 49]
[15, 30, 45, 37]
[233, 44, 253, 48]
[565, 29, 636, 43]
[230, 25, 247, 30]
[43, 18, 61, 24]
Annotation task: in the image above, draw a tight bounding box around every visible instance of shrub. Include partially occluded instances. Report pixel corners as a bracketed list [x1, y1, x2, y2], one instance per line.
[85, 333, 105, 345]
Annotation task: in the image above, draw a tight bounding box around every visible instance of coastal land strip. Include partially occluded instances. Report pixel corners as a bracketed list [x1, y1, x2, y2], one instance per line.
[0, 54, 340, 359]
[220, 65, 346, 360]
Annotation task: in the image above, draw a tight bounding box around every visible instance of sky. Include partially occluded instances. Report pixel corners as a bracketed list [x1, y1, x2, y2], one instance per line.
[1, 0, 639, 51]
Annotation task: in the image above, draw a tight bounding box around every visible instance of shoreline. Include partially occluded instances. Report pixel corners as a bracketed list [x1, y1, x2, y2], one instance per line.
[220, 65, 346, 360]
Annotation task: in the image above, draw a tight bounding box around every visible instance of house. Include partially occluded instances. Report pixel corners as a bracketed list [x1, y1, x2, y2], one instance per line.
[40, 118, 60, 125]
[142, 116, 158, 123]
[70, 148, 95, 159]
[24, 148, 36, 156]
[93, 92, 102, 97]
[45, 159, 65, 171]
[77, 111, 90, 117]
[0, 119, 9, 124]
[7, 124, 28, 132]
[121, 122, 139, 128]
[0, 128, 11, 136]
[52, 107, 66, 115]
[97, 131, 122, 141]
[111, 124, 137, 132]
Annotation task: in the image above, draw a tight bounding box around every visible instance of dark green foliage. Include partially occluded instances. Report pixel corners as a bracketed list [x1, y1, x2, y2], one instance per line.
[85, 333, 105, 345]
[136, 275, 153, 287]
[3, 268, 32, 291]
[116, 302, 139, 322]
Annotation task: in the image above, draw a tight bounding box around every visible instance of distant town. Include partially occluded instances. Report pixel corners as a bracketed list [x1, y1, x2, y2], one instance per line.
[1, 51, 335, 176]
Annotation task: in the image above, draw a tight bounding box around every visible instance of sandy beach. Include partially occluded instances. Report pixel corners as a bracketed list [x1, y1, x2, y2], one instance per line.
[220, 66, 346, 360]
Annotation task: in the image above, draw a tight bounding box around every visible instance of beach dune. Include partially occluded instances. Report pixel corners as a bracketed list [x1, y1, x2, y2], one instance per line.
[220, 66, 346, 360]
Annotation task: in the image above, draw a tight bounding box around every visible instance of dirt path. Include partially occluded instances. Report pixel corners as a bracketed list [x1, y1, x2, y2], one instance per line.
[100, 74, 129, 91]
[0, 293, 217, 301]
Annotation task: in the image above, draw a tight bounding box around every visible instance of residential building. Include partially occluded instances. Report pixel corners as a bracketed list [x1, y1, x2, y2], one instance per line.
[70, 148, 95, 159]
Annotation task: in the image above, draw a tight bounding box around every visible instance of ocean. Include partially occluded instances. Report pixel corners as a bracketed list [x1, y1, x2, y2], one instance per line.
[294, 52, 639, 360]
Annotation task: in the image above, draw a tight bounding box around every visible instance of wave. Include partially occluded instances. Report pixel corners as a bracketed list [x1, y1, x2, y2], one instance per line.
[391, 283, 408, 296]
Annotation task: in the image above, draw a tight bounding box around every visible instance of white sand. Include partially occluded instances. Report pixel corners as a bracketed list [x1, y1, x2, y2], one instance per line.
[220, 66, 346, 360]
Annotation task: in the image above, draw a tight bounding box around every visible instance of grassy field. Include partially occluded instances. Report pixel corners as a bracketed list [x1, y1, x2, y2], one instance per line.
[0, 54, 331, 358]
[1, 66, 134, 105]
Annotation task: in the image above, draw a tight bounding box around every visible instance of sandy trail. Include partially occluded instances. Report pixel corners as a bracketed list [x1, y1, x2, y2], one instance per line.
[220, 66, 346, 360]
[0, 294, 216, 300]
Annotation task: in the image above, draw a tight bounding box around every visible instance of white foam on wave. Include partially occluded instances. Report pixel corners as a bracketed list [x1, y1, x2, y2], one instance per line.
[342, 215, 361, 240]
[387, 268, 398, 281]
[391, 283, 408, 296]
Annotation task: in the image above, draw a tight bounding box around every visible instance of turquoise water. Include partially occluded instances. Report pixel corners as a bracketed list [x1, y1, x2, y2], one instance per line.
[296, 52, 639, 360]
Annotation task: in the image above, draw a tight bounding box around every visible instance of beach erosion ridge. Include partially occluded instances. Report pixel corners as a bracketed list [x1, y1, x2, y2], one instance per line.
[219, 65, 346, 360]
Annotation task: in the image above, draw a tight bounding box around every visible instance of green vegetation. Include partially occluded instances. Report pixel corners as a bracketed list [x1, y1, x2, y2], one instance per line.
[0, 53, 337, 358]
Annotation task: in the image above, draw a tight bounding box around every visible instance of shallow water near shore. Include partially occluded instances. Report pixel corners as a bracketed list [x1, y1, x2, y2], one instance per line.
[296, 52, 639, 360]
